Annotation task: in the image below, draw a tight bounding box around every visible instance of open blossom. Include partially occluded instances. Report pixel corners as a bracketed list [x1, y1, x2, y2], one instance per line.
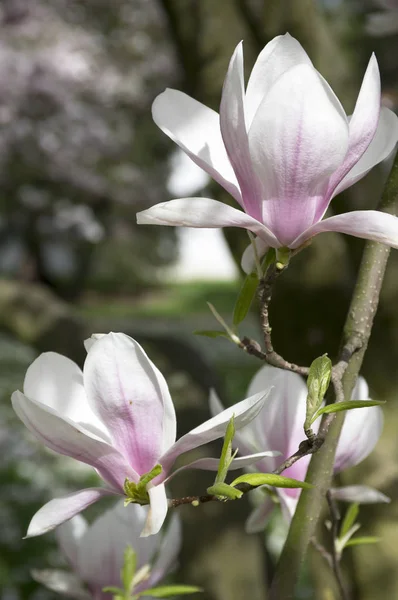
[211, 365, 389, 533]
[137, 33, 398, 272]
[32, 501, 181, 600]
[12, 332, 277, 538]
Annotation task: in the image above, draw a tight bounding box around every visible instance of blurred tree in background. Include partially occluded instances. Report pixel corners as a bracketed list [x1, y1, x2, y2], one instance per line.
[2, 1, 398, 599]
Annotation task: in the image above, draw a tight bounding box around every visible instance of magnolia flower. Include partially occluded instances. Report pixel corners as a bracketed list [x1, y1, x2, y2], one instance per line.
[211, 365, 388, 533]
[12, 332, 277, 538]
[32, 501, 181, 600]
[137, 33, 398, 273]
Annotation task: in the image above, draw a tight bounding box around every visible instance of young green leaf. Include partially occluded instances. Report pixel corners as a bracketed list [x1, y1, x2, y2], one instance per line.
[344, 536, 381, 548]
[310, 400, 385, 425]
[102, 587, 125, 595]
[340, 503, 359, 538]
[193, 330, 230, 339]
[207, 482, 243, 500]
[230, 473, 313, 490]
[232, 272, 259, 326]
[137, 585, 202, 597]
[121, 546, 137, 595]
[214, 415, 236, 485]
[305, 355, 332, 429]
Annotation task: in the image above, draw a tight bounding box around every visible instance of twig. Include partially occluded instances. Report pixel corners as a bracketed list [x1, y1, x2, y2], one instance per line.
[326, 491, 349, 600]
[311, 537, 333, 568]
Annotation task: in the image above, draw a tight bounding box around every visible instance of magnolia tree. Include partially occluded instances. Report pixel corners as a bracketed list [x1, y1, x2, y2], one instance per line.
[11, 33, 398, 600]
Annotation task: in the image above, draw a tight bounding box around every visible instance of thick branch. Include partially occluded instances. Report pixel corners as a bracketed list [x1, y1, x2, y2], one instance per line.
[269, 151, 398, 600]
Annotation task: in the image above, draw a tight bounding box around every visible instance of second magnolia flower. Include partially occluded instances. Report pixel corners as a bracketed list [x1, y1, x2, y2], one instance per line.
[12, 332, 278, 538]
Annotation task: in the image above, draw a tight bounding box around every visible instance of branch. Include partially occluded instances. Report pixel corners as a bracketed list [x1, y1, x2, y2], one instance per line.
[326, 491, 349, 600]
[269, 151, 398, 600]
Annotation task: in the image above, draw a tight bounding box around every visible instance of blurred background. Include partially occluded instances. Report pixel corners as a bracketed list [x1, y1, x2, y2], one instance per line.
[1, 0, 398, 598]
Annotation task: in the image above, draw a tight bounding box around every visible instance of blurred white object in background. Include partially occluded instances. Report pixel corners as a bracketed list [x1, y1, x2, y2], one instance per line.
[166, 150, 238, 282]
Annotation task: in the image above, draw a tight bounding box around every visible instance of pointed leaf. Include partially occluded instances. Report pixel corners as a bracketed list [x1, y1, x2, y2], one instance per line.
[233, 272, 258, 326]
[340, 503, 359, 539]
[310, 400, 385, 425]
[207, 483, 243, 500]
[230, 473, 313, 490]
[305, 355, 332, 428]
[215, 416, 236, 484]
[138, 585, 202, 597]
[102, 587, 125, 595]
[344, 536, 381, 548]
[121, 546, 137, 594]
[193, 330, 230, 339]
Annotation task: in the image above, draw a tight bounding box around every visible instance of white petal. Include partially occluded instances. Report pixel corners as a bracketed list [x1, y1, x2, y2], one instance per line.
[56, 514, 88, 570]
[166, 451, 281, 481]
[12, 390, 135, 491]
[248, 63, 349, 245]
[291, 210, 398, 250]
[152, 89, 241, 203]
[24, 352, 109, 441]
[242, 365, 313, 480]
[334, 403, 384, 473]
[31, 569, 89, 600]
[351, 376, 369, 401]
[245, 498, 275, 534]
[77, 501, 159, 591]
[278, 490, 299, 522]
[84, 333, 176, 475]
[241, 238, 269, 274]
[26, 488, 116, 538]
[219, 42, 263, 220]
[160, 390, 270, 474]
[332, 107, 398, 198]
[137, 198, 280, 246]
[83, 333, 106, 353]
[141, 484, 169, 537]
[245, 33, 312, 127]
[330, 485, 390, 504]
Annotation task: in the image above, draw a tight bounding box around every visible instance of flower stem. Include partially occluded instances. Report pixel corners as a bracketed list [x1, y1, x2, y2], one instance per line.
[269, 152, 398, 600]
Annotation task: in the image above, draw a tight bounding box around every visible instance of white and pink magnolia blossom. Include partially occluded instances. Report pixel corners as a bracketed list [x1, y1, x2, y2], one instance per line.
[12, 332, 277, 538]
[32, 501, 181, 600]
[210, 365, 388, 534]
[137, 33, 398, 273]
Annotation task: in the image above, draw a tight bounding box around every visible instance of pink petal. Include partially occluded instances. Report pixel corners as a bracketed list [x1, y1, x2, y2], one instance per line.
[56, 514, 88, 570]
[166, 451, 280, 482]
[240, 238, 269, 274]
[148, 513, 182, 587]
[77, 502, 159, 591]
[137, 198, 280, 247]
[220, 42, 263, 220]
[331, 485, 390, 504]
[152, 89, 242, 204]
[248, 63, 349, 245]
[245, 33, 312, 127]
[322, 55, 381, 214]
[245, 497, 275, 533]
[24, 352, 110, 442]
[334, 401, 383, 473]
[31, 569, 89, 600]
[84, 333, 176, 475]
[160, 391, 270, 475]
[291, 210, 398, 249]
[26, 488, 117, 538]
[141, 484, 169, 537]
[332, 107, 398, 198]
[12, 390, 135, 491]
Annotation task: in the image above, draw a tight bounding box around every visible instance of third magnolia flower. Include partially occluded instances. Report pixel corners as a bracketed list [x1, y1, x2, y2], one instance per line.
[137, 33, 398, 270]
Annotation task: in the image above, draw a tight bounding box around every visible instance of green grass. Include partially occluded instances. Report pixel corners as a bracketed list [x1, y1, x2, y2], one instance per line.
[78, 280, 240, 319]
